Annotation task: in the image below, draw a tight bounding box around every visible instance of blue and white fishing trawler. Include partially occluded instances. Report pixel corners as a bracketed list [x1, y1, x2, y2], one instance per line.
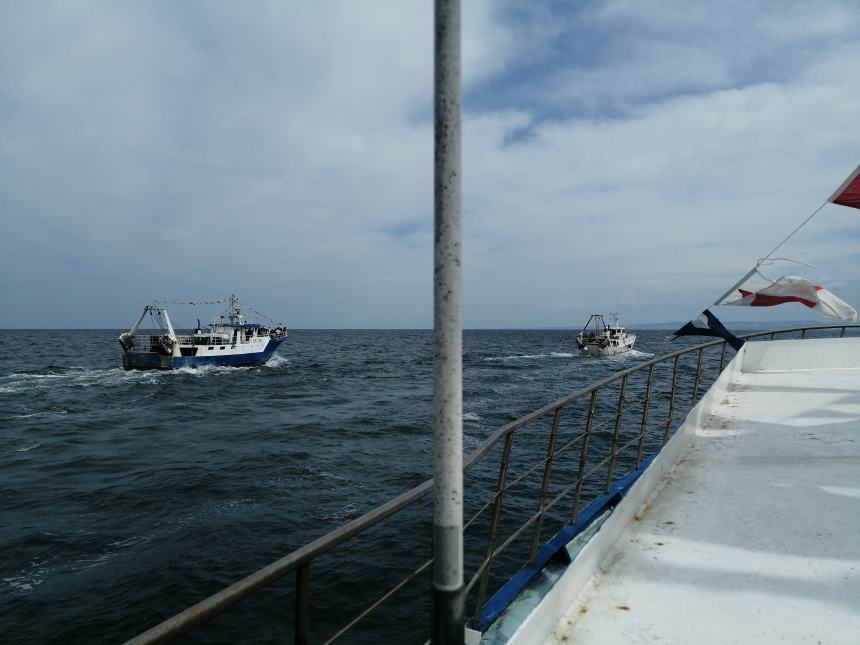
[118, 295, 287, 370]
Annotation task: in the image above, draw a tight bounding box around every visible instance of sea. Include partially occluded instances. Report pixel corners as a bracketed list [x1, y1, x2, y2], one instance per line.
[0, 328, 775, 643]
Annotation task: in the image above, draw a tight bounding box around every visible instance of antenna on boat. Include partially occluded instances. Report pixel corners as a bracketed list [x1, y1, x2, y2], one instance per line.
[433, 0, 464, 643]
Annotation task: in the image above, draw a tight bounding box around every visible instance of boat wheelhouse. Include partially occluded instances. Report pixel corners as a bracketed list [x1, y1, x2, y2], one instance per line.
[576, 313, 636, 356]
[118, 295, 287, 370]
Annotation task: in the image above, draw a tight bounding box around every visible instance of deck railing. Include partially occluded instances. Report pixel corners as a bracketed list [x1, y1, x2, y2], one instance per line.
[128, 334, 238, 351]
[122, 325, 858, 644]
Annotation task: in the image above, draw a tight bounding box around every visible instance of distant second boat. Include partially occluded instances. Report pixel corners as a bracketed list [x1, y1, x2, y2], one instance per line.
[576, 313, 635, 357]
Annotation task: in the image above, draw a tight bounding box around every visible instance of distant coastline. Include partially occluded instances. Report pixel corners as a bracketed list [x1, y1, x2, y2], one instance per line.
[631, 320, 825, 331]
[0, 321, 832, 332]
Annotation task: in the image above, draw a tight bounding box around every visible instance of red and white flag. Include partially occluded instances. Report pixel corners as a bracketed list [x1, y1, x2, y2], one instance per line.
[721, 275, 857, 321]
[829, 164, 860, 210]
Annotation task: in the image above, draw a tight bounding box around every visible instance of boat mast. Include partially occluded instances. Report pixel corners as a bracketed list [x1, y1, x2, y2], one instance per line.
[158, 309, 176, 340]
[432, 0, 464, 643]
[126, 308, 150, 337]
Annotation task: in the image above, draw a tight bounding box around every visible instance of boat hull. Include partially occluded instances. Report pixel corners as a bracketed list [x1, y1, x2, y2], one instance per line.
[580, 335, 636, 357]
[122, 338, 286, 370]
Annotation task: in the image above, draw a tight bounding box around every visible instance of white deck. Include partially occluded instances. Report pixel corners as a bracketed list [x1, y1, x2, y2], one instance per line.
[507, 338, 860, 645]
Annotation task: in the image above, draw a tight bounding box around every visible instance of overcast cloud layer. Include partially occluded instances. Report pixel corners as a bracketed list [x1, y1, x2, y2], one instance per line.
[2, 0, 860, 329]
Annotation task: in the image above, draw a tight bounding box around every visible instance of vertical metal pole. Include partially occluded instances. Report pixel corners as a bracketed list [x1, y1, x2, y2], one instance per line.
[295, 564, 310, 645]
[571, 390, 597, 522]
[636, 366, 654, 467]
[800, 328, 807, 339]
[840, 326, 847, 338]
[691, 348, 703, 405]
[433, 1, 463, 643]
[718, 342, 727, 372]
[473, 431, 514, 620]
[662, 356, 679, 445]
[530, 407, 562, 560]
[605, 376, 628, 492]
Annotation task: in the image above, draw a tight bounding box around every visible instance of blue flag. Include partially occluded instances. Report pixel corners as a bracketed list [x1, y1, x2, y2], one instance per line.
[672, 309, 745, 351]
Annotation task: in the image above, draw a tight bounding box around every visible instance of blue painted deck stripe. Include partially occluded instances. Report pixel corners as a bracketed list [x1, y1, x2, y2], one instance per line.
[476, 453, 658, 631]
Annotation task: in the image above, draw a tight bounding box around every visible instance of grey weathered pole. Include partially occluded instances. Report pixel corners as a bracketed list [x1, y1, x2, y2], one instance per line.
[432, 0, 464, 643]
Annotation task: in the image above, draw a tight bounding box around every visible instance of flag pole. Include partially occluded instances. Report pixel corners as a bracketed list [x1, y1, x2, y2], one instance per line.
[712, 265, 759, 306]
[757, 201, 828, 264]
[711, 201, 828, 306]
[432, 0, 464, 642]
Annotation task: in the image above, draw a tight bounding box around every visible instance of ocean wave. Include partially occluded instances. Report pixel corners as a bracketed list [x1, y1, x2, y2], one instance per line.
[2, 531, 157, 591]
[463, 412, 482, 422]
[322, 502, 360, 524]
[0, 443, 41, 457]
[2, 569, 46, 593]
[70, 533, 155, 573]
[3, 410, 68, 420]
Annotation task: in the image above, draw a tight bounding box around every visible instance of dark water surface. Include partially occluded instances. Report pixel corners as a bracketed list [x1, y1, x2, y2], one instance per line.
[1, 329, 744, 643]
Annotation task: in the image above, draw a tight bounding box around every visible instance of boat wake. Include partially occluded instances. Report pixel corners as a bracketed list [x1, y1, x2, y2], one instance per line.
[484, 351, 576, 362]
[0, 367, 134, 393]
[171, 364, 253, 377]
[583, 348, 655, 362]
[0, 358, 294, 394]
[265, 354, 291, 368]
[622, 349, 655, 359]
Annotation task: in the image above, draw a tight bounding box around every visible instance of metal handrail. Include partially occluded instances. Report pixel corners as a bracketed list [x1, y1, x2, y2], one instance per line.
[123, 324, 858, 644]
[127, 333, 271, 353]
[124, 480, 433, 644]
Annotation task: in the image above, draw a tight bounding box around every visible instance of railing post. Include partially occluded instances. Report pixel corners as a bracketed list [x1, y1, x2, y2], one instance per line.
[662, 356, 679, 445]
[295, 564, 310, 645]
[530, 406, 562, 560]
[770, 331, 775, 340]
[718, 342, 727, 372]
[840, 326, 847, 338]
[605, 376, 628, 492]
[473, 431, 514, 620]
[636, 365, 654, 468]
[801, 328, 807, 339]
[691, 347, 703, 405]
[571, 390, 598, 522]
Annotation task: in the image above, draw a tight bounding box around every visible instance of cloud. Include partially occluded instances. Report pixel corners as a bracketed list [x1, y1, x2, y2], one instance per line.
[1, 1, 859, 328]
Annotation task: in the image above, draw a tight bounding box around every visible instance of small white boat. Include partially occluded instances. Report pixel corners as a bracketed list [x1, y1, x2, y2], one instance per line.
[576, 313, 635, 356]
[118, 295, 287, 370]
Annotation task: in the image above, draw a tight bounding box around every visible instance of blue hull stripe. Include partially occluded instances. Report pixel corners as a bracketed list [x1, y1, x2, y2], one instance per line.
[123, 338, 286, 370]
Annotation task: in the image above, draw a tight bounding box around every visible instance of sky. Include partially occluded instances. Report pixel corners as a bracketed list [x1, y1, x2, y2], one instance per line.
[2, 0, 860, 329]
